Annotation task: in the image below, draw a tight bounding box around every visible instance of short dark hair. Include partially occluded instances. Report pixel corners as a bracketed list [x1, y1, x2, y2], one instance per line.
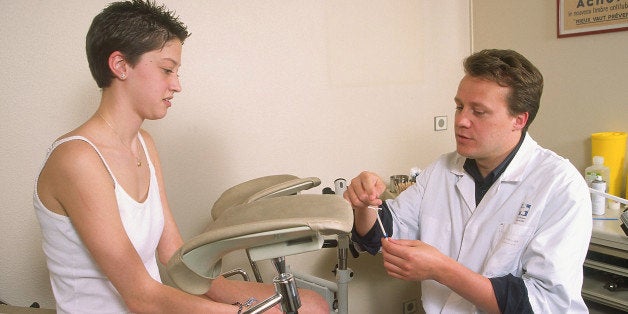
[86, 0, 190, 88]
[463, 49, 543, 131]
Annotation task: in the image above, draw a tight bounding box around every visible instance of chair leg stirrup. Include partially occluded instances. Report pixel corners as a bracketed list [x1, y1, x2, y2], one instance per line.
[242, 272, 301, 314]
[246, 249, 264, 282]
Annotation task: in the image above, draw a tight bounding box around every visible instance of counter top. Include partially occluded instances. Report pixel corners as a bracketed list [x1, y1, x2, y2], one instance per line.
[590, 205, 628, 254]
[0, 305, 54, 314]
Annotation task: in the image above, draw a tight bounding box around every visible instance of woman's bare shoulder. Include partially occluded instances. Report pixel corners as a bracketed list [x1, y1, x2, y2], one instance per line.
[41, 121, 111, 184]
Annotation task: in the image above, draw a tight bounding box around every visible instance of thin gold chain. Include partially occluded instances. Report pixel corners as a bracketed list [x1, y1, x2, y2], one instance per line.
[97, 112, 142, 167]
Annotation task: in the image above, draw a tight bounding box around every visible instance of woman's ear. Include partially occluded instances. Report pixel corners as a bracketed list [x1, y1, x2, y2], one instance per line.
[108, 51, 127, 80]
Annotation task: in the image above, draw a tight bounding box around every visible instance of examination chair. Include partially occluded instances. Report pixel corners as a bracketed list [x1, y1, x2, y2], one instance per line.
[167, 175, 354, 313]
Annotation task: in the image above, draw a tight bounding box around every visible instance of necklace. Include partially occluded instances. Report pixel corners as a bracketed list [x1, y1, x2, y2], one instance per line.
[97, 112, 142, 167]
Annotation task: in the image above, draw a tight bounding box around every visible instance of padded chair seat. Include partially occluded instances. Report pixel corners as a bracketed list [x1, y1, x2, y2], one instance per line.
[211, 175, 321, 220]
[167, 194, 353, 294]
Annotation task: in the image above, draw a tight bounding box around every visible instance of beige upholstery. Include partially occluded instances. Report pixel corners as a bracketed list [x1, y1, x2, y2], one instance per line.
[211, 174, 321, 220]
[167, 192, 353, 295]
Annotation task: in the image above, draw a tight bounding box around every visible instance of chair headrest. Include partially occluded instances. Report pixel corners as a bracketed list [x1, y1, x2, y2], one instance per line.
[211, 175, 321, 220]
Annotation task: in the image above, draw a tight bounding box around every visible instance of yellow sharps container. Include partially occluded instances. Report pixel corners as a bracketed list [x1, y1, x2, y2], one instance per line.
[591, 132, 627, 197]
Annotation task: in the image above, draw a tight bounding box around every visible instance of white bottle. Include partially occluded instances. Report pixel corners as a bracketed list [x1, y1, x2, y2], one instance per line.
[584, 156, 610, 188]
[591, 175, 606, 215]
[409, 167, 421, 182]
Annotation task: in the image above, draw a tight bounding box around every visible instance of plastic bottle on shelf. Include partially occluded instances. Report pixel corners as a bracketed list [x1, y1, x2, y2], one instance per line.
[584, 156, 610, 188]
[591, 175, 606, 215]
[409, 167, 421, 182]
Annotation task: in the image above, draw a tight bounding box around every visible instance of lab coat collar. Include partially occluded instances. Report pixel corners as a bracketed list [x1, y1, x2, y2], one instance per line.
[500, 133, 536, 182]
[449, 133, 537, 183]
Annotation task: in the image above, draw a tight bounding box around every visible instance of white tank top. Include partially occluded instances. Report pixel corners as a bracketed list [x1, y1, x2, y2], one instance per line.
[34, 135, 165, 314]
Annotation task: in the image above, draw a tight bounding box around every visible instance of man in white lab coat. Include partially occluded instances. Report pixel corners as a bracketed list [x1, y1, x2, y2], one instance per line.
[345, 49, 591, 313]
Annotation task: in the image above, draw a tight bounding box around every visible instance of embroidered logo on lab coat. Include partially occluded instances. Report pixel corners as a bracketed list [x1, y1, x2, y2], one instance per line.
[516, 203, 531, 225]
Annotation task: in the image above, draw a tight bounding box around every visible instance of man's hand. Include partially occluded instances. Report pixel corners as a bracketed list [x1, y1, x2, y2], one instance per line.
[343, 171, 387, 236]
[343, 171, 386, 209]
[382, 238, 500, 313]
[381, 238, 447, 281]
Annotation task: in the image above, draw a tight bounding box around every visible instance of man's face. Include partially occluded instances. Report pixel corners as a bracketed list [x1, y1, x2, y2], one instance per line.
[453, 75, 527, 172]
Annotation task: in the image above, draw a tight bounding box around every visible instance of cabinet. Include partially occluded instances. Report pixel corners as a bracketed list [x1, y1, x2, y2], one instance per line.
[582, 206, 628, 312]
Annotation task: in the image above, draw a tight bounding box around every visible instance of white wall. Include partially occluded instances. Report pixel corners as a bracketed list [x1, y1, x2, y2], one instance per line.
[471, 0, 628, 191]
[0, 1, 469, 312]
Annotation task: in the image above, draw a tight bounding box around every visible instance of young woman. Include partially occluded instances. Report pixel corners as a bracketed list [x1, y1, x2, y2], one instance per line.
[34, 1, 327, 313]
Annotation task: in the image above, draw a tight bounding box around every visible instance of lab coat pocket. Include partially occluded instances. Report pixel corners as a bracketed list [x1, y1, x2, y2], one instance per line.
[484, 223, 534, 277]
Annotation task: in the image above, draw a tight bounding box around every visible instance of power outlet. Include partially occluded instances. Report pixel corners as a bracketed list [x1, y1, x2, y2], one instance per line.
[402, 298, 419, 314]
[434, 116, 447, 131]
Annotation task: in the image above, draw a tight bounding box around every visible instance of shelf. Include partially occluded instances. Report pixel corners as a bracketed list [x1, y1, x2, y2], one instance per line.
[584, 206, 628, 312]
[584, 259, 628, 277]
[589, 242, 628, 260]
[582, 269, 628, 311]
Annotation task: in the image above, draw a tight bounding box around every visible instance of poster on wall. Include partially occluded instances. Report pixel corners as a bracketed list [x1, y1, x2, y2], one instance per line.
[557, 0, 628, 38]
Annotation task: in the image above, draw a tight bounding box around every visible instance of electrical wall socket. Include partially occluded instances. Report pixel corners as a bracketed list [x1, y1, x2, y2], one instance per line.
[434, 116, 447, 131]
[402, 298, 419, 314]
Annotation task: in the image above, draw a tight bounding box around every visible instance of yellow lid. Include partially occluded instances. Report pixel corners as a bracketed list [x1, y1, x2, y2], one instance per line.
[591, 132, 627, 141]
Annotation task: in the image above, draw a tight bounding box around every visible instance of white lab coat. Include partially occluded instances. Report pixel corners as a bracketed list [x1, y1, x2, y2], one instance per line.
[387, 134, 591, 313]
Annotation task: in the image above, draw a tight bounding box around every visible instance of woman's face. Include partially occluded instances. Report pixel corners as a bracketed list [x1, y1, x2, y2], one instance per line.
[126, 39, 183, 120]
